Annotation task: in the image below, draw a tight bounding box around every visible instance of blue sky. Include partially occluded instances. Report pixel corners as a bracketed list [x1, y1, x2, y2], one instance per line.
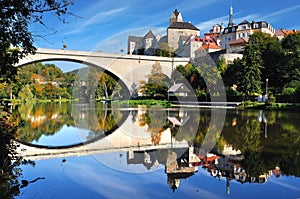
[30, 0, 300, 71]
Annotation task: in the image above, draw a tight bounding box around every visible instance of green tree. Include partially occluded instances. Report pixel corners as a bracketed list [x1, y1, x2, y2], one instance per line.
[0, 1, 73, 197]
[98, 72, 120, 99]
[18, 85, 34, 101]
[280, 33, 300, 88]
[197, 64, 222, 96]
[172, 63, 203, 95]
[0, 1, 73, 86]
[155, 42, 174, 57]
[237, 38, 264, 98]
[217, 57, 228, 75]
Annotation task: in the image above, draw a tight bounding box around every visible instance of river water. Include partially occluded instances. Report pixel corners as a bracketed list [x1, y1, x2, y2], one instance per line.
[11, 102, 300, 199]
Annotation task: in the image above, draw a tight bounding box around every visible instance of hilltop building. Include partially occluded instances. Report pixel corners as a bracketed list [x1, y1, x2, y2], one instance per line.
[127, 6, 280, 62]
[204, 24, 223, 46]
[167, 9, 200, 51]
[176, 36, 219, 58]
[127, 9, 200, 56]
[220, 6, 276, 49]
[275, 28, 300, 40]
[195, 42, 222, 57]
[128, 30, 163, 55]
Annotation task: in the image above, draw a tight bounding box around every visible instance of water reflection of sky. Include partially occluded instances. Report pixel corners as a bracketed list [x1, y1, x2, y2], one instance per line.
[17, 154, 300, 199]
[93, 152, 165, 173]
[31, 125, 91, 146]
[16, 106, 300, 198]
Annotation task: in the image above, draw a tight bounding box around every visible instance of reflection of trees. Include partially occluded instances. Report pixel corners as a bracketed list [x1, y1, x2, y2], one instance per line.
[16, 103, 74, 143]
[146, 110, 168, 145]
[235, 120, 262, 153]
[221, 110, 300, 178]
[229, 119, 264, 178]
[96, 105, 122, 133]
[0, 103, 34, 198]
[16, 102, 126, 143]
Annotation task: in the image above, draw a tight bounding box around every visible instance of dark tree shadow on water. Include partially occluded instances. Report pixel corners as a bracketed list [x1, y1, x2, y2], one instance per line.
[0, 102, 40, 199]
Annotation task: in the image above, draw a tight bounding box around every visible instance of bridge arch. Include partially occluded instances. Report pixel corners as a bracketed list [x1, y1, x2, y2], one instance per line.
[16, 55, 131, 99]
[17, 48, 190, 97]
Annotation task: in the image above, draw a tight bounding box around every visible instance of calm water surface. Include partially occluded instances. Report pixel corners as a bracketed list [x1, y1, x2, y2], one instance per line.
[12, 103, 300, 199]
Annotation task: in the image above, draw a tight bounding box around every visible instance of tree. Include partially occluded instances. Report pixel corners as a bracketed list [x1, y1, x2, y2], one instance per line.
[139, 62, 171, 98]
[237, 37, 264, 97]
[155, 42, 174, 57]
[279, 33, 300, 88]
[98, 72, 120, 99]
[217, 57, 228, 75]
[172, 63, 203, 95]
[0, 2, 73, 197]
[0, 0, 73, 84]
[44, 83, 56, 99]
[197, 64, 222, 96]
[18, 85, 34, 102]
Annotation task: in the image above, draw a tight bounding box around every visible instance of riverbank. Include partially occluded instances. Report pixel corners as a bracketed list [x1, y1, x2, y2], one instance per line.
[238, 101, 300, 110]
[3, 99, 300, 110]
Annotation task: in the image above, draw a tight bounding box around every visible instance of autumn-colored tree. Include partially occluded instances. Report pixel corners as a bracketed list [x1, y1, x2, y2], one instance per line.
[139, 61, 171, 98]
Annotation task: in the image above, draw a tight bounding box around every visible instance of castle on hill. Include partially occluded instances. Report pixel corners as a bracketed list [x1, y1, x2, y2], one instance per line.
[127, 6, 297, 62]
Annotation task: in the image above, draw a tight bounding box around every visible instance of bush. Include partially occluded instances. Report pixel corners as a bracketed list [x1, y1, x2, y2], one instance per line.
[18, 85, 33, 101]
[282, 87, 296, 96]
[61, 92, 71, 99]
[266, 93, 276, 105]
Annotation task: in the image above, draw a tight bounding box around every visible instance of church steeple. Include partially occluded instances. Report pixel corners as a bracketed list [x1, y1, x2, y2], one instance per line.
[228, 5, 234, 27]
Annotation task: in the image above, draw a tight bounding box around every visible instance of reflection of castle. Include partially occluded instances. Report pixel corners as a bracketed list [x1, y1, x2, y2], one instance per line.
[166, 146, 200, 192]
[126, 145, 282, 193]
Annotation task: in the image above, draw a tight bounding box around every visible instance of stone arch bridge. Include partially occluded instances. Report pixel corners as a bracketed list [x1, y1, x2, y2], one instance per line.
[17, 48, 190, 95]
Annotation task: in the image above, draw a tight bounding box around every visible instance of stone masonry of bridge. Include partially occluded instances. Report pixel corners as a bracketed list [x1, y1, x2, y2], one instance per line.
[17, 48, 190, 94]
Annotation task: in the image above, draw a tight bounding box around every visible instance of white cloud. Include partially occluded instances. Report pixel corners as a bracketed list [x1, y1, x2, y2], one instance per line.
[179, 0, 222, 12]
[63, 6, 127, 35]
[269, 177, 300, 192]
[264, 4, 300, 21]
[196, 15, 227, 33]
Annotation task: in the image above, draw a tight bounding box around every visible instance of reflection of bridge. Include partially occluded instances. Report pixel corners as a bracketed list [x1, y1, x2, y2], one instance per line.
[16, 115, 188, 160]
[17, 48, 189, 93]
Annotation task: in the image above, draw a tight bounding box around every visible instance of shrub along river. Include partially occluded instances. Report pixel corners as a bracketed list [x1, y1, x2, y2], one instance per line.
[5, 102, 300, 198]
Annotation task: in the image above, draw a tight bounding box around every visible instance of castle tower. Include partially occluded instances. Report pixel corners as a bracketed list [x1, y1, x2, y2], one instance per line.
[169, 9, 183, 26]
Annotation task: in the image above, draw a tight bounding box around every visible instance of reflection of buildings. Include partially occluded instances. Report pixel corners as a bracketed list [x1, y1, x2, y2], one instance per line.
[167, 109, 190, 127]
[195, 145, 280, 195]
[126, 144, 282, 193]
[166, 146, 200, 192]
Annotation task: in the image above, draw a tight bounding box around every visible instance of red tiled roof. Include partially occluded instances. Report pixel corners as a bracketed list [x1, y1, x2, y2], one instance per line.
[275, 28, 300, 37]
[229, 37, 248, 46]
[282, 29, 300, 35]
[197, 43, 221, 50]
[275, 29, 285, 37]
[190, 37, 216, 43]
